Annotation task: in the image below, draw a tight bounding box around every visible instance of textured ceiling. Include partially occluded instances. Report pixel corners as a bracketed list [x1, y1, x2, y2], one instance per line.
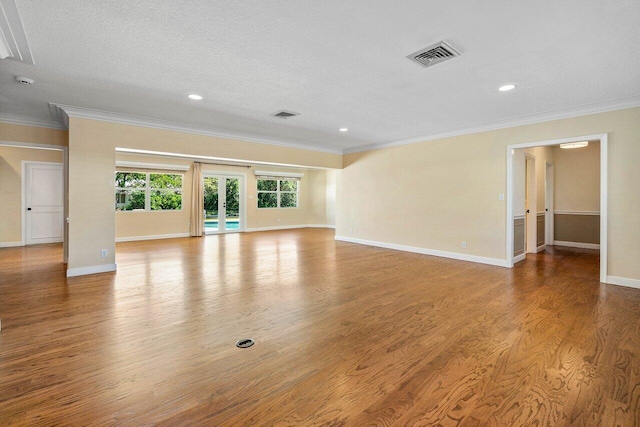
[1, 0, 640, 152]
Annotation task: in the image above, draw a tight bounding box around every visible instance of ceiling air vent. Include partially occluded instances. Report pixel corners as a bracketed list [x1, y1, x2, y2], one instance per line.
[407, 40, 461, 68]
[271, 110, 300, 119]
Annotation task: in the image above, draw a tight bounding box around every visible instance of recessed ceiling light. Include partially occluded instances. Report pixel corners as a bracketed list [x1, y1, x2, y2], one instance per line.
[560, 141, 589, 149]
[339, 128, 348, 132]
[188, 94, 203, 100]
[499, 84, 516, 92]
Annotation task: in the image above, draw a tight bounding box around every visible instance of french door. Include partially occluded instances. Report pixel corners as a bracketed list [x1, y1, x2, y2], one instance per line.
[203, 175, 243, 234]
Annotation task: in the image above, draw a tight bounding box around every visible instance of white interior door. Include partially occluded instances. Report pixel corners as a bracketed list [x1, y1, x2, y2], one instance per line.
[545, 162, 554, 245]
[203, 175, 243, 234]
[25, 162, 64, 245]
[525, 155, 537, 254]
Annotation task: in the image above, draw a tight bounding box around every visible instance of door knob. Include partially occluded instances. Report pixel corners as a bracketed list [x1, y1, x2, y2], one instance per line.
[27, 207, 32, 211]
[526, 209, 530, 213]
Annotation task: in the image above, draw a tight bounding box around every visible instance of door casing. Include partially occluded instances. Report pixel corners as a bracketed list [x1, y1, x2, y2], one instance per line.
[506, 133, 608, 283]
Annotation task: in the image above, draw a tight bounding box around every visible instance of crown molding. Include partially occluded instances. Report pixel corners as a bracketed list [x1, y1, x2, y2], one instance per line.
[343, 95, 640, 154]
[0, 0, 34, 63]
[48, 103, 343, 155]
[0, 113, 66, 129]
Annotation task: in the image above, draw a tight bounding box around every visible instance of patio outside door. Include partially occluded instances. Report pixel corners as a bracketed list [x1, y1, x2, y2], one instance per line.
[203, 175, 243, 234]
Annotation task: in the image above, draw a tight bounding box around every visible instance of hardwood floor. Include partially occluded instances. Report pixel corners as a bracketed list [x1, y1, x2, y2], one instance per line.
[1, 229, 639, 426]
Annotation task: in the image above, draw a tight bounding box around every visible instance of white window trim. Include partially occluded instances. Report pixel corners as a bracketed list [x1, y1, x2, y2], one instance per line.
[257, 178, 299, 209]
[115, 171, 184, 212]
[254, 170, 303, 179]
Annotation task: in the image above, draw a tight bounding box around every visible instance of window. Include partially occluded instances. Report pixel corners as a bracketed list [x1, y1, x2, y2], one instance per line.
[257, 178, 298, 208]
[115, 172, 146, 211]
[115, 172, 183, 211]
[149, 173, 183, 210]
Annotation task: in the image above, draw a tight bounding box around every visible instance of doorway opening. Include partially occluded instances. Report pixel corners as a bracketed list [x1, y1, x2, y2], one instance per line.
[506, 134, 607, 282]
[0, 140, 68, 263]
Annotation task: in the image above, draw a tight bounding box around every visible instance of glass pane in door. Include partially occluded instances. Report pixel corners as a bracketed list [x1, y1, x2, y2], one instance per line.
[204, 177, 219, 232]
[225, 178, 240, 231]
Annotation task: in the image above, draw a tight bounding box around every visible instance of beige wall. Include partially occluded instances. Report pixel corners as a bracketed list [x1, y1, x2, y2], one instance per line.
[0, 146, 64, 244]
[68, 117, 340, 272]
[338, 107, 640, 281]
[306, 169, 327, 225]
[0, 122, 68, 147]
[325, 169, 337, 226]
[552, 140, 600, 245]
[553, 141, 600, 212]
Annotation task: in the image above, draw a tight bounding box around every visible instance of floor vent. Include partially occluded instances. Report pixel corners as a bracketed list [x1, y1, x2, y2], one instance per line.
[236, 338, 255, 348]
[407, 41, 461, 69]
[271, 110, 299, 119]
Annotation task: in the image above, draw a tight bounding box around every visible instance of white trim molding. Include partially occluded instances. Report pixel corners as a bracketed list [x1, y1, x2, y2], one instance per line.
[0, 241, 23, 248]
[245, 224, 334, 232]
[116, 233, 190, 243]
[0, 113, 66, 130]
[553, 241, 600, 250]
[49, 103, 342, 155]
[115, 161, 190, 171]
[554, 210, 600, 215]
[335, 236, 509, 268]
[67, 263, 117, 278]
[344, 97, 640, 154]
[0, 0, 34, 63]
[606, 276, 640, 290]
[254, 170, 304, 178]
[513, 253, 526, 264]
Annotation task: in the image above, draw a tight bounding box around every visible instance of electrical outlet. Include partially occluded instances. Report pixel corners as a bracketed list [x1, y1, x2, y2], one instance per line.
[349, 228, 354, 235]
[499, 193, 504, 201]
[461, 241, 467, 249]
[101, 249, 107, 258]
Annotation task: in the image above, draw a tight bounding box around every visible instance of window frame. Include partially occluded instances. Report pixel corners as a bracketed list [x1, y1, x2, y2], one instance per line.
[115, 171, 184, 212]
[257, 178, 299, 209]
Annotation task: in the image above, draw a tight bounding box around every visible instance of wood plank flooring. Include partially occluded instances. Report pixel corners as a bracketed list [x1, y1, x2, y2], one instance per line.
[0, 229, 639, 426]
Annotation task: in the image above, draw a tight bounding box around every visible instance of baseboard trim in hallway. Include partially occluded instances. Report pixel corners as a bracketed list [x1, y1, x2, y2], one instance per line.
[335, 235, 509, 267]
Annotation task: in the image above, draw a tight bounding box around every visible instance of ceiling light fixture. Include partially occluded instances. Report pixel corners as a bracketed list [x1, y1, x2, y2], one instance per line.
[339, 128, 348, 132]
[15, 76, 34, 85]
[188, 94, 203, 100]
[560, 141, 589, 149]
[499, 84, 516, 92]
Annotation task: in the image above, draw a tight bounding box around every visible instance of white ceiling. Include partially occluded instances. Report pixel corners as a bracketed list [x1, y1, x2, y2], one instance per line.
[1, 0, 640, 153]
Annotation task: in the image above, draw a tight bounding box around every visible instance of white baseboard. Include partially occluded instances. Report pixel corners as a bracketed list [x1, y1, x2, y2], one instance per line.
[245, 224, 334, 232]
[0, 241, 24, 248]
[67, 263, 117, 277]
[553, 240, 600, 250]
[116, 233, 190, 242]
[335, 236, 509, 268]
[536, 245, 546, 253]
[513, 253, 526, 264]
[606, 275, 640, 289]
